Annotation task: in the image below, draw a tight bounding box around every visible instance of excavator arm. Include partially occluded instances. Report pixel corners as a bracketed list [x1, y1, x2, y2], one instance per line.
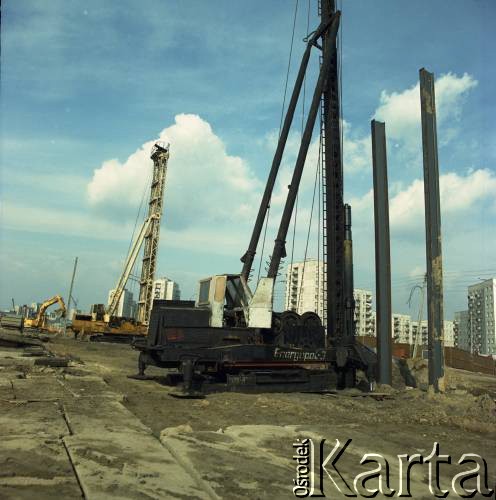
[25, 295, 67, 329]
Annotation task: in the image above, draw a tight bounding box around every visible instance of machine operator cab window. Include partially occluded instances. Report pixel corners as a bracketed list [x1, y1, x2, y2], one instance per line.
[196, 274, 251, 328]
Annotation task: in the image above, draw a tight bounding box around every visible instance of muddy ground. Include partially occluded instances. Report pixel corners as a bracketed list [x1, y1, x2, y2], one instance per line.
[0, 332, 495, 499]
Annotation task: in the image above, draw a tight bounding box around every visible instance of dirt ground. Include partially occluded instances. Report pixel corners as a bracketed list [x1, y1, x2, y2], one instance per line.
[1, 332, 495, 499]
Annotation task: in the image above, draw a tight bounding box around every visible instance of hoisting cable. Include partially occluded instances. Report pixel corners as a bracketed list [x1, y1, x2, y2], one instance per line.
[278, 0, 300, 136]
[297, 133, 322, 311]
[119, 164, 152, 306]
[288, 0, 311, 304]
[256, 204, 271, 282]
[126, 167, 152, 259]
[257, 0, 299, 283]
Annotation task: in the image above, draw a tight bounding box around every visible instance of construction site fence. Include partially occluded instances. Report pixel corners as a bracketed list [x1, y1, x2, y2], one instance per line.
[357, 336, 496, 377]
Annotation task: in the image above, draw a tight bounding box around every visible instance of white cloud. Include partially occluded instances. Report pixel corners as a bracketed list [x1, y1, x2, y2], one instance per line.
[340, 73, 479, 176]
[440, 169, 496, 212]
[343, 120, 371, 173]
[350, 168, 496, 229]
[87, 114, 262, 229]
[374, 72, 478, 145]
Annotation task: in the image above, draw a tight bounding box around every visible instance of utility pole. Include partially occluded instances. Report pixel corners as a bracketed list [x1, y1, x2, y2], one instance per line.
[63, 257, 78, 335]
[371, 120, 393, 385]
[419, 68, 445, 392]
[412, 274, 427, 359]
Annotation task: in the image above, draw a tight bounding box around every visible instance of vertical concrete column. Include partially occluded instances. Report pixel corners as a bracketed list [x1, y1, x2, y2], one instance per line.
[419, 68, 445, 393]
[371, 120, 392, 385]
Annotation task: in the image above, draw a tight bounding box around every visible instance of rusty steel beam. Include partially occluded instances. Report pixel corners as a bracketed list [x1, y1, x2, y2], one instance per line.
[419, 68, 445, 393]
[371, 120, 392, 386]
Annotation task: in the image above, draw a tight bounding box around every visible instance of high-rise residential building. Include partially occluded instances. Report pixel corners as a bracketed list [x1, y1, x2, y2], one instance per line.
[285, 260, 324, 319]
[284, 260, 373, 334]
[354, 289, 374, 337]
[107, 289, 136, 318]
[443, 320, 455, 348]
[410, 320, 428, 348]
[30, 302, 41, 314]
[392, 314, 412, 344]
[153, 277, 181, 302]
[454, 310, 470, 351]
[467, 278, 496, 355]
[370, 311, 376, 337]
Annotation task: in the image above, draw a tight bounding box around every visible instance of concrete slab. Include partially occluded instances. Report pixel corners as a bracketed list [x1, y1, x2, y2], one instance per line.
[59, 374, 123, 400]
[0, 401, 68, 438]
[160, 426, 294, 500]
[64, 430, 209, 499]
[12, 376, 67, 401]
[0, 436, 82, 500]
[0, 378, 14, 400]
[63, 398, 152, 436]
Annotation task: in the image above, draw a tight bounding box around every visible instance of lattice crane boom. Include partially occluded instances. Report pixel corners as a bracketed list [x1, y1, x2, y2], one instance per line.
[106, 214, 158, 319]
[137, 142, 170, 325]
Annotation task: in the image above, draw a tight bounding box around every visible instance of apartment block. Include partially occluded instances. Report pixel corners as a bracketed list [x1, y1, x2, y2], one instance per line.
[354, 289, 374, 337]
[392, 314, 412, 344]
[467, 278, 496, 355]
[153, 277, 181, 302]
[454, 310, 470, 351]
[107, 289, 136, 318]
[284, 260, 324, 319]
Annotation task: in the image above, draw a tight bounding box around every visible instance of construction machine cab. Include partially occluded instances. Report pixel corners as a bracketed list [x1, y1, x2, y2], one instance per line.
[195, 274, 274, 329]
[196, 274, 251, 327]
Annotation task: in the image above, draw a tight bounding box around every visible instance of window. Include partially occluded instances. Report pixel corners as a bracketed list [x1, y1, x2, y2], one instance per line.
[198, 279, 211, 304]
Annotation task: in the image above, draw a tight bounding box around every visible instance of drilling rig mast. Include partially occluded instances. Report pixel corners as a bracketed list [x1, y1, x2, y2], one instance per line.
[321, 0, 354, 348]
[137, 142, 170, 325]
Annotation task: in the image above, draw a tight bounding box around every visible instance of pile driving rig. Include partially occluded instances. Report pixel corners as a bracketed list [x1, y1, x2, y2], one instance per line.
[133, 3, 376, 395]
[71, 143, 170, 340]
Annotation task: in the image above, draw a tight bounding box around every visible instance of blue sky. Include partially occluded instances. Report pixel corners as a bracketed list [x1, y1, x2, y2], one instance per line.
[1, 0, 495, 319]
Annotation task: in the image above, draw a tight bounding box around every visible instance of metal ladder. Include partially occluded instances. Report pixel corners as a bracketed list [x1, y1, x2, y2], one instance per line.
[319, 55, 328, 328]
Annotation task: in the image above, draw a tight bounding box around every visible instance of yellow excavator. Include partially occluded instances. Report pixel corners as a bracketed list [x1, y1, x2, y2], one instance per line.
[24, 295, 67, 331]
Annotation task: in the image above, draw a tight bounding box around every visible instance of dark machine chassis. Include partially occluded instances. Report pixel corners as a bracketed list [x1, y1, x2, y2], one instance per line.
[133, 333, 376, 396]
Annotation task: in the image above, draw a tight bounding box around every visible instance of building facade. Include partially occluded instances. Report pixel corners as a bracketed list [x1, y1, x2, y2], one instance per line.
[454, 310, 470, 352]
[392, 314, 412, 344]
[107, 289, 136, 318]
[443, 320, 455, 348]
[284, 260, 374, 335]
[153, 277, 181, 302]
[285, 260, 324, 318]
[410, 320, 428, 348]
[354, 289, 374, 337]
[467, 278, 496, 355]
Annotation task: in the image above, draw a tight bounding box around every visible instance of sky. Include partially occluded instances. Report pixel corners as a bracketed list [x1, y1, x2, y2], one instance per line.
[1, 0, 495, 320]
